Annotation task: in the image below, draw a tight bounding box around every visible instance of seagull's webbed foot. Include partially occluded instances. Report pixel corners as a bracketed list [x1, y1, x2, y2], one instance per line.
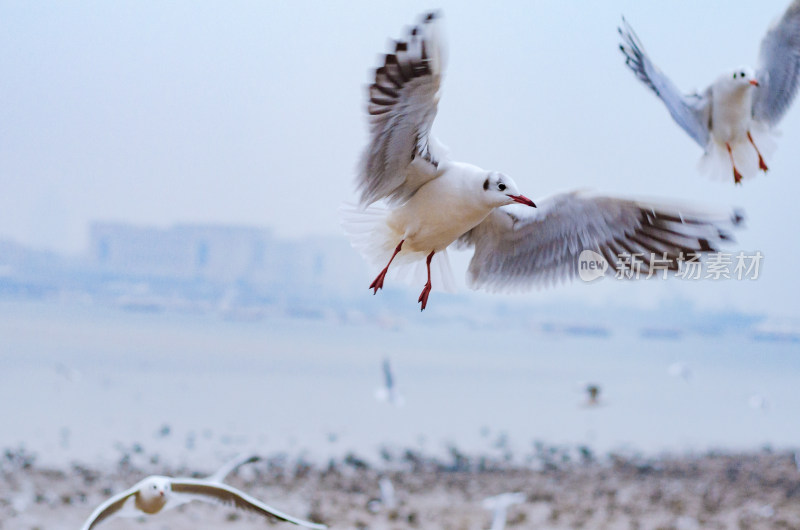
[725, 143, 744, 185]
[418, 250, 435, 311]
[418, 282, 432, 311]
[369, 240, 404, 295]
[747, 131, 768, 173]
[370, 268, 389, 294]
[417, 282, 432, 311]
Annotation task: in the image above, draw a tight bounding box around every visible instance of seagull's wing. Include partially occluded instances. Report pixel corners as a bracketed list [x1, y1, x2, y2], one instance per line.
[79, 485, 140, 530]
[169, 479, 326, 529]
[753, 0, 800, 125]
[206, 453, 261, 483]
[458, 191, 743, 292]
[618, 17, 711, 148]
[358, 12, 446, 206]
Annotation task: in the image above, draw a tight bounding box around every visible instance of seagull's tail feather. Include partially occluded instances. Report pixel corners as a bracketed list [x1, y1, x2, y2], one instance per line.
[698, 124, 778, 182]
[340, 203, 457, 293]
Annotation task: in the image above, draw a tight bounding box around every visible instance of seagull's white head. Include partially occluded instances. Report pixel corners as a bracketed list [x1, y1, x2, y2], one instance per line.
[727, 66, 759, 89]
[137, 476, 170, 513]
[481, 172, 536, 208]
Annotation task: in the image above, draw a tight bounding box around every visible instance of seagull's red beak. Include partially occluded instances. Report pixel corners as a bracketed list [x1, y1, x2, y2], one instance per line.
[508, 194, 536, 207]
[750, 79, 759, 87]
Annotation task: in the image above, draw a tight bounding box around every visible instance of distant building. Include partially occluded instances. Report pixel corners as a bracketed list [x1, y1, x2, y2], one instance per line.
[88, 222, 366, 300]
[90, 223, 273, 283]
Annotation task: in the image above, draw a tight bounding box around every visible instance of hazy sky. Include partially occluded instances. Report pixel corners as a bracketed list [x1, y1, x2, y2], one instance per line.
[2, 1, 799, 316]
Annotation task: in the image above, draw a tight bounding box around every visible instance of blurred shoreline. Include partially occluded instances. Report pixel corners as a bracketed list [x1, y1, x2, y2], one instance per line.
[4, 297, 800, 468]
[3, 445, 800, 529]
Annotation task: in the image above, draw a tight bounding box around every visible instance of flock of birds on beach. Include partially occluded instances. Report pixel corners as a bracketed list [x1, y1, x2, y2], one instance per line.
[72, 351, 774, 530]
[77, 2, 800, 528]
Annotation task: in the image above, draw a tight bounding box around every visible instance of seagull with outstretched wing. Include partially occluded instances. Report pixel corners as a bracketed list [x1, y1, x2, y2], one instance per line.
[619, 1, 800, 184]
[79, 474, 325, 530]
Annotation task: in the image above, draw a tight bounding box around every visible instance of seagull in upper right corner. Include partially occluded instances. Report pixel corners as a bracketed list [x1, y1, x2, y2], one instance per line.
[618, 1, 800, 184]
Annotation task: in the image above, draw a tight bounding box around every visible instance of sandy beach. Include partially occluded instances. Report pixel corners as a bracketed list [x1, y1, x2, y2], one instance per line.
[3, 300, 800, 530]
[4, 446, 800, 530]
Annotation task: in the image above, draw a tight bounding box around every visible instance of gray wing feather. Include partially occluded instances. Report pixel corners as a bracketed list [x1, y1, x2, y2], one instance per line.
[459, 191, 744, 292]
[170, 479, 327, 529]
[753, 0, 800, 125]
[79, 486, 139, 530]
[618, 17, 711, 148]
[206, 453, 260, 483]
[358, 12, 446, 206]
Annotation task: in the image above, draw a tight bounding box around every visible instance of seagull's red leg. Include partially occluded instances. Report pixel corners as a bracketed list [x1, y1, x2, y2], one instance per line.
[418, 250, 435, 311]
[747, 131, 769, 172]
[726, 143, 743, 185]
[370, 240, 404, 294]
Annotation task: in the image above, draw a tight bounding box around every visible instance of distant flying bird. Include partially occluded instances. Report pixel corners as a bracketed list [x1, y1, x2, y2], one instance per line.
[375, 358, 404, 407]
[342, 12, 744, 310]
[584, 384, 602, 407]
[618, 1, 800, 184]
[79, 456, 325, 530]
[482, 492, 526, 530]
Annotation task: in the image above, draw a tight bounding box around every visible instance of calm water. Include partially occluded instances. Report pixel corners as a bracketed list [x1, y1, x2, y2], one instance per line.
[1, 299, 798, 468]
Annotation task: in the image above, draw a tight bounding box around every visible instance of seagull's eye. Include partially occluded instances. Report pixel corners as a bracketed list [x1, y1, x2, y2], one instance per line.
[741, 71, 746, 78]
[498, 183, 506, 191]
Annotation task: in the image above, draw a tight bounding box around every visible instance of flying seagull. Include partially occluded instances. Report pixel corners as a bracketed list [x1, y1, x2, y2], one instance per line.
[79, 461, 325, 530]
[375, 357, 404, 407]
[584, 383, 602, 407]
[618, 1, 800, 184]
[342, 12, 744, 310]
